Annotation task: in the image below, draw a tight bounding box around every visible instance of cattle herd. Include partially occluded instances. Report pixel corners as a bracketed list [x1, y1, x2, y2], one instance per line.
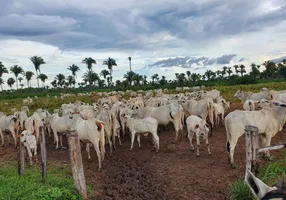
[1, 87, 286, 174]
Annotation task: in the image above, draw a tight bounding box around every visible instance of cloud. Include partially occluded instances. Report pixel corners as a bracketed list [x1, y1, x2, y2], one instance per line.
[149, 54, 237, 68]
[0, 0, 285, 89]
[0, 14, 79, 36]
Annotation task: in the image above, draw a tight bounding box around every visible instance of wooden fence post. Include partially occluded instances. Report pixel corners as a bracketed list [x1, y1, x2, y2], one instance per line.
[40, 126, 47, 184]
[245, 125, 259, 174]
[18, 142, 25, 176]
[66, 130, 87, 199]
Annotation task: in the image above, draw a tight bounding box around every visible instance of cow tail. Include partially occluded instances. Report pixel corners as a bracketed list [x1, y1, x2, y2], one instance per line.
[207, 102, 214, 129]
[169, 111, 174, 119]
[225, 117, 230, 153]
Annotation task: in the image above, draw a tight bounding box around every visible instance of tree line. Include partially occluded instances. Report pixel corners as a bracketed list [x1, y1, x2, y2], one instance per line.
[0, 56, 286, 91]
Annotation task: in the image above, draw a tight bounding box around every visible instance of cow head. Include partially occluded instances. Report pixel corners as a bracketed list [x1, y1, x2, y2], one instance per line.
[234, 90, 243, 98]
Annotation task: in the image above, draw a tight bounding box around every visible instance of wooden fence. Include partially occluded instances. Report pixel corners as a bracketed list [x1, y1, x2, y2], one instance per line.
[18, 128, 87, 199]
[245, 125, 286, 174]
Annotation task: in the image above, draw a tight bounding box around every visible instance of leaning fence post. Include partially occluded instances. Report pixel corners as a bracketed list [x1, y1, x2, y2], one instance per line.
[245, 125, 259, 174]
[66, 130, 87, 199]
[18, 141, 25, 176]
[40, 126, 47, 184]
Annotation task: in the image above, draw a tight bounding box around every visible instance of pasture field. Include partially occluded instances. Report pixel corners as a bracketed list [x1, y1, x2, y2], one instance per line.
[0, 82, 286, 199]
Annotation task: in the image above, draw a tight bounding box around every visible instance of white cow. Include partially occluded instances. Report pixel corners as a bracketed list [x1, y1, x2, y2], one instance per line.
[234, 89, 270, 103]
[0, 115, 19, 147]
[123, 115, 159, 152]
[71, 118, 105, 171]
[225, 101, 286, 168]
[19, 130, 38, 165]
[186, 115, 211, 156]
[134, 103, 183, 143]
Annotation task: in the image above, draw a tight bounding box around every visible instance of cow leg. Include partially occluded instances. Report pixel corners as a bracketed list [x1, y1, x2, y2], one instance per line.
[86, 143, 91, 160]
[6, 133, 11, 145]
[53, 129, 59, 149]
[59, 134, 63, 148]
[152, 133, 159, 152]
[117, 130, 122, 146]
[264, 134, 272, 159]
[0, 130, 4, 147]
[228, 137, 239, 168]
[205, 137, 211, 155]
[93, 141, 102, 171]
[112, 132, 116, 150]
[137, 134, 141, 148]
[11, 131, 17, 148]
[129, 132, 135, 151]
[260, 135, 267, 158]
[26, 145, 33, 165]
[107, 136, 113, 156]
[196, 134, 200, 157]
[188, 130, 195, 151]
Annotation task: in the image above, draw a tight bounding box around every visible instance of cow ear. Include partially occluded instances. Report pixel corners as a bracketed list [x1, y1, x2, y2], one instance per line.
[195, 124, 199, 129]
[32, 132, 36, 136]
[273, 101, 280, 106]
[245, 169, 272, 199]
[20, 134, 24, 137]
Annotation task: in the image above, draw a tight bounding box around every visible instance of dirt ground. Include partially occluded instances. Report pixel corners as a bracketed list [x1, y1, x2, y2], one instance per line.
[1, 103, 286, 200]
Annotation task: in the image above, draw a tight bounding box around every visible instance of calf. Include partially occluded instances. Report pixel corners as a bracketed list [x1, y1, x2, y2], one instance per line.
[19, 130, 37, 165]
[123, 115, 159, 152]
[186, 115, 211, 156]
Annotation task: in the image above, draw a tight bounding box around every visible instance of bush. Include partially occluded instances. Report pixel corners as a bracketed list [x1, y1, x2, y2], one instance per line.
[0, 163, 82, 200]
[228, 178, 253, 200]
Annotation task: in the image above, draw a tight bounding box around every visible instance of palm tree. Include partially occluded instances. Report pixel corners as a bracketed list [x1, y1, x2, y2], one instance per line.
[51, 80, 57, 88]
[100, 69, 110, 86]
[66, 75, 75, 87]
[38, 73, 48, 87]
[10, 65, 23, 89]
[82, 57, 96, 71]
[151, 73, 159, 84]
[67, 64, 80, 82]
[7, 77, 15, 89]
[55, 73, 66, 88]
[186, 70, 191, 81]
[204, 70, 212, 80]
[226, 67, 233, 77]
[103, 57, 117, 85]
[0, 62, 8, 78]
[222, 66, 228, 77]
[143, 75, 148, 85]
[132, 73, 143, 85]
[239, 64, 246, 76]
[24, 71, 34, 88]
[159, 76, 167, 85]
[82, 71, 99, 86]
[30, 56, 46, 88]
[233, 65, 239, 75]
[123, 71, 136, 86]
[128, 57, 132, 72]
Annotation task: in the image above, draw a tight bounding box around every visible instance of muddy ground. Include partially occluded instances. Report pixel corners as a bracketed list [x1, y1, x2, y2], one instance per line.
[1, 103, 286, 200]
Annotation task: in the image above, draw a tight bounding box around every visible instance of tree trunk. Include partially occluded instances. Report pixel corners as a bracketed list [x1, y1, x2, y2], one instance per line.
[36, 70, 39, 88]
[129, 60, 131, 72]
[15, 76, 18, 90]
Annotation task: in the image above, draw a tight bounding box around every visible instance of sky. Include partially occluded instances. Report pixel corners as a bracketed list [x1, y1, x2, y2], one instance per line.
[0, 0, 286, 89]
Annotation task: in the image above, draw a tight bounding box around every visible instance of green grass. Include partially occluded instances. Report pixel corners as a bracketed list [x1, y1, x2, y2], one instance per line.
[228, 152, 286, 200]
[228, 178, 254, 200]
[0, 162, 82, 200]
